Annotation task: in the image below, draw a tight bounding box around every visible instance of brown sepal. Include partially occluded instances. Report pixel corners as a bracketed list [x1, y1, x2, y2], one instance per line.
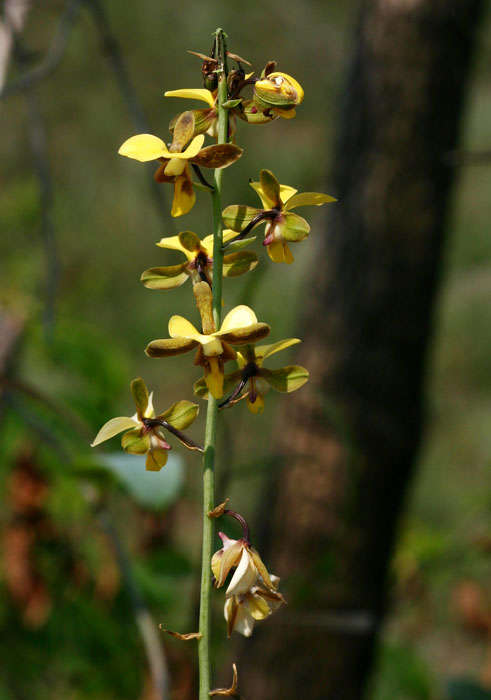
[191, 144, 243, 170]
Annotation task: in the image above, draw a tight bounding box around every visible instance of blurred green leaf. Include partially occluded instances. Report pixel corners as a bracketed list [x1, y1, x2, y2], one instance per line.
[98, 452, 183, 510]
[447, 679, 491, 700]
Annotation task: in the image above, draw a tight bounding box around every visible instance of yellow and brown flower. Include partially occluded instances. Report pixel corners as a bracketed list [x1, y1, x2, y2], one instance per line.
[140, 229, 257, 290]
[90, 378, 200, 471]
[194, 337, 309, 414]
[222, 169, 336, 263]
[145, 283, 270, 399]
[118, 111, 242, 217]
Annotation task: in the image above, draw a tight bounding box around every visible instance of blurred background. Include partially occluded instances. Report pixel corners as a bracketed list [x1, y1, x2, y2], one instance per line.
[1, 1, 490, 698]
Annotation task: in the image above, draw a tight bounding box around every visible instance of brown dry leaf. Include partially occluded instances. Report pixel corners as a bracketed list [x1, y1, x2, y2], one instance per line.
[208, 499, 230, 519]
[159, 625, 202, 641]
[209, 663, 239, 697]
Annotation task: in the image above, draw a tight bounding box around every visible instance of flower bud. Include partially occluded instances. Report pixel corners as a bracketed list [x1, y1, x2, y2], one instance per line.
[253, 72, 304, 112]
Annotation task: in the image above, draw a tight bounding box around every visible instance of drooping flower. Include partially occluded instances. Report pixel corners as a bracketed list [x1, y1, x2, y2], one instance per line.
[118, 111, 242, 217]
[194, 338, 309, 414]
[90, 378, 200, 471]
[224, 575, 285, 638]
[222, 169, 336, 263]
[145, 282, 270, 399]
[140, 229, 257, 290]
[211, 532, 274, 595]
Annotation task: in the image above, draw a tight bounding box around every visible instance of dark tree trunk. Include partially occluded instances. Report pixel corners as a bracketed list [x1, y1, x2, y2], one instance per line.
[238, 1, 485, 698]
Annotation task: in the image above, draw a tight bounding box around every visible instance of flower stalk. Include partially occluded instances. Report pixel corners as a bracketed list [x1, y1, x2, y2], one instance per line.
[198, 27, 229, 700]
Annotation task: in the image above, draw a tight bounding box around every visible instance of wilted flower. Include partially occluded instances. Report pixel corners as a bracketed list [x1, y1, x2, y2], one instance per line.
[140, 229, 257, 290]
[145, 283, 270, 399]
[194, 338, 309, 414]
[222, 169, 336, 263]
[212, 531, 274, 594]
[224, 574, 285, 638]
[118, 111, 242, 217]
[90, 378, 200, 471]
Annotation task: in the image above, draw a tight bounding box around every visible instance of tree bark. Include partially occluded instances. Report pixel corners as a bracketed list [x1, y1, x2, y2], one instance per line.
[238, 1, 485, 698]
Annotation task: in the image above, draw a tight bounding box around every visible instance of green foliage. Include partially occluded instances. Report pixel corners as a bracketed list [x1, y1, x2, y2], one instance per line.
[370, 644, 433, 700]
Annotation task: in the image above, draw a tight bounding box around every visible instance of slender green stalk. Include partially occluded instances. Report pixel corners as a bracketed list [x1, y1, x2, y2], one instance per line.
[198, 28, 229, 700]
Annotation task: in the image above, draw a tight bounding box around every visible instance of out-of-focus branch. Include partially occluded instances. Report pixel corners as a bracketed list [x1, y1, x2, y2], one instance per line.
[83, 0, 171, 224]
[0, 0, 31, 90]
[0, 0, 83, 99]
[24, 87, 58, 339]
[97, 508, 170, 700]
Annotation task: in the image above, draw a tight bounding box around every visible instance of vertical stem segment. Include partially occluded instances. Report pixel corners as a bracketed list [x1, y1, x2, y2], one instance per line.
[198, 28, 229, 700]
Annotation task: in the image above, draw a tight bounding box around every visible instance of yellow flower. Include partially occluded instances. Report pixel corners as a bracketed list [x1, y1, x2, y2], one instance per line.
[118, 111, 242, 217]
[140, 229, 257, 290]
[224, 574, 285, 638]
[90, 378, 200, 471]
[145, 285, 270, 399]
[211, 532, 275, 595]
[194, 338, 309, 414]
[222, 169, 336, 263]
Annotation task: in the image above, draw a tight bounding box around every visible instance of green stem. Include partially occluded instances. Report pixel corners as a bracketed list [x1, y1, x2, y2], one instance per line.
[198, 27, 229, 700]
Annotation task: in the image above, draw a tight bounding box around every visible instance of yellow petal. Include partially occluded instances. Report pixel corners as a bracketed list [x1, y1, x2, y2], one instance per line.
[201, 229, 237, 255]
[256, 337, 301, 361]
[171, 173, 196, 217]
[273, 107, 296, 119]
[247, 394, 264, 414]
[246, 593, 271, 620]
[205, 357, 224, 399]
[168, 315, 201, 340]
[118, 134, 168, 162]
[250, 548, 274, 589]
[279, 184, 298, 205]
[249, 180, 273, 210]
[164, 88, 216, 108]
[236, 350, 247, 369]
[91, 416, 138, 446]
[219, 305, 258, 333]
[146, 449, 168, 471]
[156, 234, 189, 254]
[283, 191, 337, 211]
[267, 241, 294, 264]
[182, 133, 205, 158]
[164, 157, 187, 177]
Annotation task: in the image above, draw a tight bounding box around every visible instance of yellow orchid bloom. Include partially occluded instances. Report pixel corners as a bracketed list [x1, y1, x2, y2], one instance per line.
[145, 284, 270, 399]
[224, 574, 285, 638]
[140, 229, 257, 290]
[194, 337, 309, 414]
[119, 111, 242, 217]
[222, 169, 337, 263]
[90, 378, 201, 471]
